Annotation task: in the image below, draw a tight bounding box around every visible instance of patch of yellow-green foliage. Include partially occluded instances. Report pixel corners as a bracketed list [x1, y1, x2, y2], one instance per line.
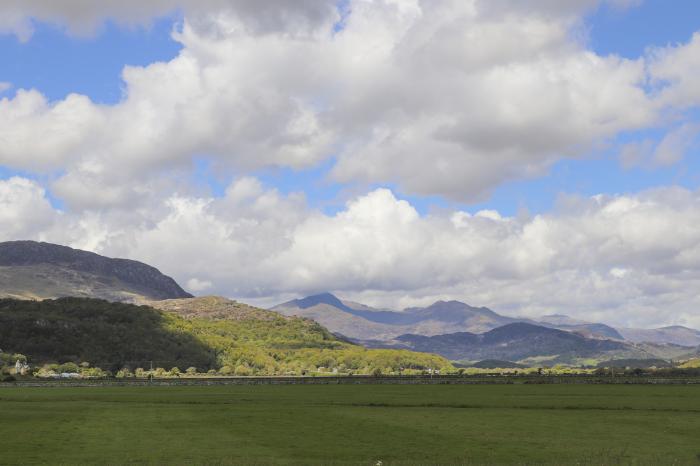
[680, 358, 700, 369]
[165, 312, 452, 376]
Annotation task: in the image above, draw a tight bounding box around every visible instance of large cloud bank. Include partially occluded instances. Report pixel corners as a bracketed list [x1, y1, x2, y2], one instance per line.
[4, 175, 700, 328]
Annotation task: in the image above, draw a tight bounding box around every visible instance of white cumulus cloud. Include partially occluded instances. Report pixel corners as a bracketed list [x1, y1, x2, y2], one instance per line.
[0, 177, 59, 239]
[3, 179, 700, 328]
[0, 0, 697, 205]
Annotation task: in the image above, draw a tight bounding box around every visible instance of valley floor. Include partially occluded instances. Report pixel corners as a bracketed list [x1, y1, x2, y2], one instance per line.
[1, 385, 699, 465]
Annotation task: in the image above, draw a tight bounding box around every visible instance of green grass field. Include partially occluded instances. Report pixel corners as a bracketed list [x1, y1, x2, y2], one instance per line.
[1, 384, 700, 465]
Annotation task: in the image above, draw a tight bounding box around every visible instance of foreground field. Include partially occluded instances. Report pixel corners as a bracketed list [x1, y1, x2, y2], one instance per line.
[1, 385, 700, 465]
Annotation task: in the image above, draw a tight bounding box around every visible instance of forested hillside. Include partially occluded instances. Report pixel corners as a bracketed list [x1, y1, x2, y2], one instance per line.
[0, 298, 453, 375]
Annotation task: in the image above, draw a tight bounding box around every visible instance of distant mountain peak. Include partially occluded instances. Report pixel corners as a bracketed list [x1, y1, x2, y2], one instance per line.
[539, 314, 588, 326]
[292, 292, 353, 311]
[428, 300, 493, 312]
[660, 325, 695, 331]
[488, 322, 562, 335]
[414, 299, 504, 321]
[430, 299, 467, 307]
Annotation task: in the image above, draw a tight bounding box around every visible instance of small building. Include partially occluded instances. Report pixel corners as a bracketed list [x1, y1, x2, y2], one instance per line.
[14, 360, 29, 375]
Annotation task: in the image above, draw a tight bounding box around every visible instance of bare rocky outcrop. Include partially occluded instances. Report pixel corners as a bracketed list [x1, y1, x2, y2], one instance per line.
[148, 296, 282, 321]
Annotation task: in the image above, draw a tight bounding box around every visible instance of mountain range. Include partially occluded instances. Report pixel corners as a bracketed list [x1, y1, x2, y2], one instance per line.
[273, 292, 700, 365]
[366, 323, 662, 366]
[273, 292, 700, 345]
[273, 293, 516, 340]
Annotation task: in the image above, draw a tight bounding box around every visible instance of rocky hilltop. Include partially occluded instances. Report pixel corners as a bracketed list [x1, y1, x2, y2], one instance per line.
[148, 296, 280, 321]
[0, 241, 192, 302]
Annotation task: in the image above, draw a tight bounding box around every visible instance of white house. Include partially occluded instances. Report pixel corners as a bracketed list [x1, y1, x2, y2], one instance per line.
[14, 359, 29, 375]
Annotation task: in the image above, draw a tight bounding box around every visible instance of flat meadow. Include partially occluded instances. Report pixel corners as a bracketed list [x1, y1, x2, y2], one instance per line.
[1, 384, 700, 465]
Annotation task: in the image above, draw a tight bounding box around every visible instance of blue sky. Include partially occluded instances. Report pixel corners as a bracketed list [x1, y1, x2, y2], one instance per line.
[587, 0, 700, 58]
[0, 0, 697, 217]
[0, 17, 182, 104]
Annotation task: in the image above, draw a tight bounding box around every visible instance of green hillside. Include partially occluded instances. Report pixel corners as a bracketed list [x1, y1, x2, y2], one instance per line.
[0, 298, 452, 376]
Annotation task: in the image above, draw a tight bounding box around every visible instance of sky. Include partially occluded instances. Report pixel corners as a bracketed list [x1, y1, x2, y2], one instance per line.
[1, 0, 700, 328]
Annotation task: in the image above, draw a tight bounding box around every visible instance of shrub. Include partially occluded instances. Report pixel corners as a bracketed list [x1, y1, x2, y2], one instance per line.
[234, 364, 252, 376]
[59, 362, 80, 373]
[116, 368, 134, 378]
